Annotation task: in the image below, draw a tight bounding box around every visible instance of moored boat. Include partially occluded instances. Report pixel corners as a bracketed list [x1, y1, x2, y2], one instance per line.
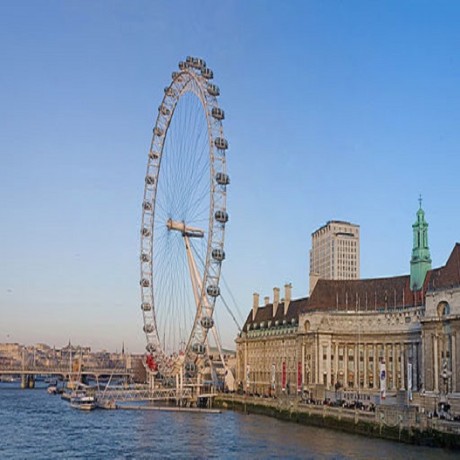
[47, 385, 58, 395]
[70, 395, 97, 411]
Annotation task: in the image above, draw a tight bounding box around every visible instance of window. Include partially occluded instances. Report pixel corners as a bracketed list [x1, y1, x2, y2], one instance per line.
[437, 301, 450, 317]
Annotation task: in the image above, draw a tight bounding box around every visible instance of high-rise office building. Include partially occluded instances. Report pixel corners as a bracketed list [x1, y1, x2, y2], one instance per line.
[309, 220, 360, 293]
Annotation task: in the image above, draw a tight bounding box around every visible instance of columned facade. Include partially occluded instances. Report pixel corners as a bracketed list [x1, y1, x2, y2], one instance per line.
[237, 242, 460, 412]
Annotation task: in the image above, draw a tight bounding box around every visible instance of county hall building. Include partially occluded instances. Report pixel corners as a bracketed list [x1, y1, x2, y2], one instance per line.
[236, 204, 460, 412]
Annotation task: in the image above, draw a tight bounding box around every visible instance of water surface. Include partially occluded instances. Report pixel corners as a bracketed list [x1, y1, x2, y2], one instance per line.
[0, 383, 457, 459]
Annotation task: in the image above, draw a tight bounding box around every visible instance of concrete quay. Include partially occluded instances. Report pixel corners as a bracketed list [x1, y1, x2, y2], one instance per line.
[215, 394, 460, 449]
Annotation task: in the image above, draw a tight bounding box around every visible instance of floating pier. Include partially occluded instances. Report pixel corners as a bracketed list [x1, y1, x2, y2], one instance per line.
[116, 404, 221, 414]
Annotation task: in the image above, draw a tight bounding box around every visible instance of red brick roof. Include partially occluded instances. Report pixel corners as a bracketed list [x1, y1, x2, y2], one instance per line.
[243, 297, 308, 329]
[242, 244, 460, 328]
[426, 243, 460, 291]
[305, 274, 414, 312]
[304, 244, 460, 313]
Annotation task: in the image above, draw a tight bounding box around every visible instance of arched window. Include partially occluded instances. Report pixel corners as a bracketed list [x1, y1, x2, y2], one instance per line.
[304, 320, 311, 332]
[437, 301, 450, 317]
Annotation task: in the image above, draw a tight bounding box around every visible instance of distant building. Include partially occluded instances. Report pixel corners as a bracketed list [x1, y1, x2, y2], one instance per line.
[309, 220, 360, 293]
[237, 202, 460, 413]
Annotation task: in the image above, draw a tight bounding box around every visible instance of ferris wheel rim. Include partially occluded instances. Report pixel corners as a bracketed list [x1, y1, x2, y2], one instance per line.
[139, 57, 229, 376]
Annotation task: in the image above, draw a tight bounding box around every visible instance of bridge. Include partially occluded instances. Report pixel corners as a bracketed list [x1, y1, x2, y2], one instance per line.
[0, 364, 133, 389]
[0, 366, 132, 379]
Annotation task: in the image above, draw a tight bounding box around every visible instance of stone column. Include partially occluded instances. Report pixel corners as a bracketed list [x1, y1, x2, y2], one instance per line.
[384, 343, 389, 390]
[316, 336, 323, 384]
[452, 333, 457, 393]
[373, 343, 378, 390]
[344, 343, 349, 388]
[326, 340, 332, 388]
[301, 342, 305, 390]
[334, 341, 339, 387]
[364, 344, 368, 389]
[391, 343, 396, 390]
[244, 341, 248, 390]
[433, 334, 439, 393]
[412, 342, 417, 391]
[400, 342, 405, 390]
[354, 344, 359, 389]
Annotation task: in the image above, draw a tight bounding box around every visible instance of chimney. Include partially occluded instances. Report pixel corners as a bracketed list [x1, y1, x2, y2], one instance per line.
[273, 287, 280, 317]
[252, 293, 259, 321]
[284, 283, 292, 315]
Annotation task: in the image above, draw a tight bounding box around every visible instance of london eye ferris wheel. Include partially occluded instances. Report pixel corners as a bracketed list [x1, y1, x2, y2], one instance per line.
[139, 57, 230, 381]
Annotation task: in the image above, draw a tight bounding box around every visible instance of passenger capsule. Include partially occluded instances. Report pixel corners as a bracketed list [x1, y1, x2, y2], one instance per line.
[158, 105, 170, 116]
[140, 278, 150, 287]
[215, 210, 228, 223]
[186, 56, 193, 64]
[146, 343, 156, 353]
[215, 172, 230, 185]
[212, 248, 225, 261]
[201, 68, 213, 79]
[190, 57, 206, 69]
[200, 316, 214, 329]
[145, 175, 155, 185]
[143, 324, 154, 333]
[185, 362, 196, 373]
[153, 127, 163, 137]
[141, 302, 152, 311]
[192, 343, 206, 355]
[149, 151, 159, 160]
[207, 84, 220, 96]
[207, 285, 220, 297]
[141, 227, 151, 237]
[140, 253, 150, 262]
[143, 201, 152, 211]
[214, 137, 228, 150]
[179, 61, 187, 70]
[211, 107, 224, 120]
[171, 71, 178, 80]
[164, 87, 176, 97]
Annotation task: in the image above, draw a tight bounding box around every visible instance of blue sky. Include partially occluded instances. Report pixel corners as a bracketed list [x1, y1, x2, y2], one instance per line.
[1, 1, 459, 352]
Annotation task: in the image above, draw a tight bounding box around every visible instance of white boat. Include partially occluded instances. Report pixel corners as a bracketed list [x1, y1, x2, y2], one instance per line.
[47, 385, 58, 395]
[70, 395, 97, 411]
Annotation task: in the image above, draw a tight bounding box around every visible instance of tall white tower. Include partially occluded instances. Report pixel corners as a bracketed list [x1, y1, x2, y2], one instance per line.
[309, 220, 360, 293]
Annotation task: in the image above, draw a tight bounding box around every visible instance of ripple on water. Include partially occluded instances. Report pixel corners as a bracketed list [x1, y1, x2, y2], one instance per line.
[0, 384, 457, 459]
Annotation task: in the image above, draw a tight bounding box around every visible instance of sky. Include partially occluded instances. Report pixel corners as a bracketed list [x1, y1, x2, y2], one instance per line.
[1, 1, 459, 353]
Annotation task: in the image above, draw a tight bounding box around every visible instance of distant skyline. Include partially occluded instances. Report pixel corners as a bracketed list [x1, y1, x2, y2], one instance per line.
[1, 1, 459, 352]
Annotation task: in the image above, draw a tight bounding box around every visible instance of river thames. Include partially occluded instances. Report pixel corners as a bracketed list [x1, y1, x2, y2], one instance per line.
[0, 383, 458, 459]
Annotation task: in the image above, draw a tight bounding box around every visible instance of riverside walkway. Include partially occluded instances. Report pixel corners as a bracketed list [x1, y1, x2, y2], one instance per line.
[215, 394, 460, 449]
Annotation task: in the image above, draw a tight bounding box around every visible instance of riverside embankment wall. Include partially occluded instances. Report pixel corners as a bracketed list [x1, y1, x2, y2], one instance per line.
[215, 395, 460, 449]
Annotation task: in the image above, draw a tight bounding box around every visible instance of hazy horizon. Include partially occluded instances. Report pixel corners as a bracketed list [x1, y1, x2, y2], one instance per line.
[1, 1, 460, 353]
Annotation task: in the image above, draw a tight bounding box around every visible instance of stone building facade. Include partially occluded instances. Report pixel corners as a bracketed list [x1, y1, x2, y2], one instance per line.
[236, 205, 460, 412]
